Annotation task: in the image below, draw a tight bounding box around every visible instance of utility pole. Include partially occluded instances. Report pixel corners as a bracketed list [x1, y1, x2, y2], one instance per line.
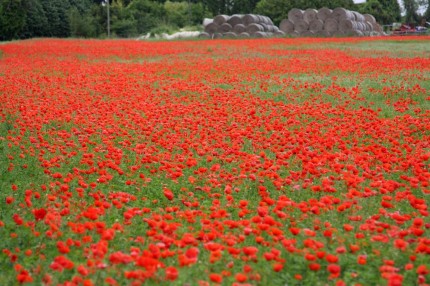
[107, 0, 111, 38]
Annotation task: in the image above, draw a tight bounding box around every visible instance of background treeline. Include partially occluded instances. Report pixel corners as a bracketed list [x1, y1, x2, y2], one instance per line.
[0, 0, 429, 41]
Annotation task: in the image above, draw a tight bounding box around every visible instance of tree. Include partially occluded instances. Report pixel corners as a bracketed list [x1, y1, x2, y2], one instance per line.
[231, 0, 259, 14]
[17, 0, 48, 39]
[125, 0, 166, 34]
[69, 6, 98, 37]
[201, 0, 234, 15]
[39, 0, 73, 37]
[424, 0, 430, 20]
[403, 0, 420, 23]
[0, 0, 26, 40]
[359, 0, 400, 24]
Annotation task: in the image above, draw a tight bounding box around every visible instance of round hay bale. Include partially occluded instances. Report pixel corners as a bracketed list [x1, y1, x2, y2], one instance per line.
[355, 22, 365, 31]
[300, 30, 315, 37]
[223, 32, 237, 38]
[227, 14, 244, 26]
[373, 23, 383, 32]
[219, 22, 232, 33]
[246, 23, 264, 34]
[214, 15, 230, 25]
[274, 30, 286, 37]
[352, 11, 365, 22]
[319, 30, 332, 37]
[260, 23, 269, 31]
[263, 16, 274, 25]
[294, 19, 309, 33]
[304, 9, 318, 23]
[198, 32, 211, 39]
[333, 7, 354, 21]
[309, 19, 324, 32]
[203, 18, 213, 27]
[365, 21, 373, 31]
[279, 19, 294, 34]
[364, 14, 376, 24]
[257, 15, 269, 24]
[233, 24, 246, 34]
[291, 31, 300, 37]
[213, 33, 223, 39]
[339, 19, 357, 32]
[238, 32, 250, 38]
[204, 22, 218, 34]
[288, 8, 304, 22]
[317, 7, 332, 21]
[252, 31, 271, 38]
[267, 25, 279, 33]
[351, 30, 364, 37]
[333, 30, 346, 37]
[243, 14, 260, 25]
[324, 18, 338, 33]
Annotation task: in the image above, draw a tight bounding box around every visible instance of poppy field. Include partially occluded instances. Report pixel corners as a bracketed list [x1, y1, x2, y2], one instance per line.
[0, 37, 429, 285]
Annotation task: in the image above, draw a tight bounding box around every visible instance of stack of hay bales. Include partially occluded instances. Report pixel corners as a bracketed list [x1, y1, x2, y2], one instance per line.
[280, 7, 384, 37]
[200, 14, 284, 39]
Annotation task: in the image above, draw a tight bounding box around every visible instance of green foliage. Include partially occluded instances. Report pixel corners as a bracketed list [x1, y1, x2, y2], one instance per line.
[403, 0, 420, 23]
[125, 0, 166, 34]
[0, 0, 26, 41]
[19, 0, 48, 38]
[40, 0, 72, 37]
[231, 0, 260, 14]
[165, 1, 188, 27]
[69, 7, 98, 38]
[358, 0, 400, 24]
[149, 23, 177, 35]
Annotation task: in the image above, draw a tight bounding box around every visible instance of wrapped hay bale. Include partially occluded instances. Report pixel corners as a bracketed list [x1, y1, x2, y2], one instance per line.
[243, 14, 260, 25]
[300, 30, 315, 37]
[246, 23, 265, 34]
[214, 15, 230, 25]
[309, 19, 324, 32]
[317, 7, 332, 21]
[223, 32, 237, 38]
[324, 18, 338, 33]
[294, 19, 309, 33]
[204, 22, 218, 34]
[238, 32, 250, 38]
[219, 23, 233, 33]
[332, 7, 354, 21]
[203, 18, 213, 27]
[339, 19, 358, 33]
[304, 9, 318, 23]
[233, 24, 246, 34]
[263, 16, 274, 25]
[352, 11, 365, 22]
[364, 14, 376, 24]
[288, 8, 304, 22]
[274, 30, 286, 37]
[252, 31, 272, 38]
[199, 32, 211, 39]
[279, 19, 294, 34]
[227, 14, 244, 26]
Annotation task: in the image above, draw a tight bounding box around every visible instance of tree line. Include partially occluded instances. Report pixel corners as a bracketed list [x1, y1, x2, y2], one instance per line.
[0, 0, 429, 41]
